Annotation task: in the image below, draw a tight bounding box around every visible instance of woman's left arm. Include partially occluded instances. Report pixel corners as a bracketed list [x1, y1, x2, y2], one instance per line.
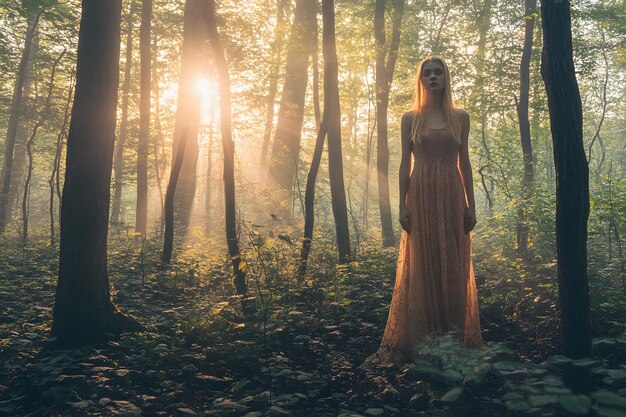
[458, 110, 476, 233]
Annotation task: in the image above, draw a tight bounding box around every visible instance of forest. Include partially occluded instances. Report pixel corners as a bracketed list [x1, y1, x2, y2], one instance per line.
[0, 0, 625, 416]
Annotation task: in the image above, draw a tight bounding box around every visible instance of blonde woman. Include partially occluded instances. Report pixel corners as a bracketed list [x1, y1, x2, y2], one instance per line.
[377, 56, 482, 365]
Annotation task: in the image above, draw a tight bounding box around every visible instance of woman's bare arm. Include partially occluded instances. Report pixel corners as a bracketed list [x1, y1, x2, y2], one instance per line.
[399, 113, 412, 232]
[458, 110, 476, 232]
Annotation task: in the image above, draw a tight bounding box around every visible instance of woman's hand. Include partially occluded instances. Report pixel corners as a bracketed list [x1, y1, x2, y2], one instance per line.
[399, 205, 411, 233]
[464, 205, 476, 234]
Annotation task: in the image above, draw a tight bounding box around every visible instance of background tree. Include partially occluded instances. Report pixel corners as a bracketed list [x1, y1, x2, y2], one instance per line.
[135, 0, 152, 235]
[110, 3, 134, 225]
[375, 0, 404, 247]
[268, 0, 316, 201]
[0, 7, 41, 234]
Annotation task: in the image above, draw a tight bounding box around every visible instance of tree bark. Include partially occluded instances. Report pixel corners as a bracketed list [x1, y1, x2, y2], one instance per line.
[111, 5, 134, 225]
[540, 0, 592, 394]
[375, 0, 404, 247]
[136, 0, 152, 235]
[516, 0, 536, 260]
[0, 10, 41, 233]
[204, 0, 253, 315]
[323, 0, 351, 263]
[260, 0, 289, 167]
[268, 0, 316, 196]
[52, 0, 140, 347]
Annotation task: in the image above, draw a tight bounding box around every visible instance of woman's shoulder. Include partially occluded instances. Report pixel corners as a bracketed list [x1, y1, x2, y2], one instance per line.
[402, 111, 417, 123]
[453, 108, 470, 124]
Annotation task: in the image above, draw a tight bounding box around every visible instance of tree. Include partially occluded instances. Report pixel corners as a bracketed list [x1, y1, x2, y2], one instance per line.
[259, 0, 289, 167]
[268, 0, 317, 198]
[540, 0, 592, 393]
[22, 49, 66, 243]
[324, 0, 351, 263]
[136, 0, 152, 235]
[204, 0, 253, 315]
[375, 0, 404, 247]
[0, 9, 42, 234]
[162, 0, 204, 264]
[52, 0, 140, 347]
[515, 0, 537, 259]
[111, 5, 134, 225]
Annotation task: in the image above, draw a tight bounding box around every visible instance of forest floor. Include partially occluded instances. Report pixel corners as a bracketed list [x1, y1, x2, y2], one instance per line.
[0, 231, 625, 417]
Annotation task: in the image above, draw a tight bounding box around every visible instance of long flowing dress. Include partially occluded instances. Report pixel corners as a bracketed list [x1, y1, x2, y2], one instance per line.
[377, 112, 482, 366]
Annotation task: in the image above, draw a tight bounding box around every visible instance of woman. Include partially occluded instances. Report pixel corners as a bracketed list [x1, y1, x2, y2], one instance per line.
[377, 56, 482, 366]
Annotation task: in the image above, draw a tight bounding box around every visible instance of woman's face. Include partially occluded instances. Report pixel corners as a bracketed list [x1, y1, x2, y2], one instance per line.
[421, 61, 446, 93]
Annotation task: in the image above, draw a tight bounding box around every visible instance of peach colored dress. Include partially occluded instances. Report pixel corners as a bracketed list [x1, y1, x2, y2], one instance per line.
[377, 112, 482, 365]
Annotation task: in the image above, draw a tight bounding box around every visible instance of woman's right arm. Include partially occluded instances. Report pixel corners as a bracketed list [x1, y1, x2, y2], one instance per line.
[399, 112, 412, 233]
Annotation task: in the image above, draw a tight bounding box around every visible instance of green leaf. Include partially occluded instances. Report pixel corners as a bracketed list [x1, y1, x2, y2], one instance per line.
[595, 406, 626, 417]
[558, 394, 592, 414]
[441, 387, 463, 402]
[505, 400, 532, 412]
[592, 391, 626, 409]
[530, 394, 557, 407]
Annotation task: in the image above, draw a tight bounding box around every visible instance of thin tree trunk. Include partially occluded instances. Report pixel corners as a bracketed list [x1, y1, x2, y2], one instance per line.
[48, 75, 74, 246]
[22, 49, 65, 243]
[363, 70, 376, 229]
[173, 0, 204, 235]
[162, 128, 188, 265]
[323, 0, 351, 263]
[260, 0, 289, 167]
[205, 115, 214, 232]
[375, 0, 404, 247]
[540, 0, 592, 393]
[136, 0, 152, 235]
[152, 32, 165, 228]
[299, 114, 328, 280]
[52, 0, 141, 347]
[312, 8, 322, 131]
[268, 0, 316, 195]
[50, 74, 74, 246]
[516, 0, 537, 259]
[161, 0, 205, 264]
[0, 10, 41, 233]
[204, 0, 253, 315]
[111, 5, 134, 225]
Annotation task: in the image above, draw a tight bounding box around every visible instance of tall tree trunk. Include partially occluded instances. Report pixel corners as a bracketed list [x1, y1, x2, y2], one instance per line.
[152, 32, 165, 227]
[260, 0, 289, 167]
[136, 0, 152, 235]
[516, 0, 537, 260]
[375, 0, 404, 247]
[268, 0, 316, 196]
[312, 9, 322, 131]
[299, 116, 328, 280]
[173, 0, 204, 234]
[111, 5, 134, 225]
[162, 0, 205, 263]
[50, 75, 74, 246]
[204, 0, 253, 315]
[540, 0, 592, 394]
[22, 50, 65, 243]
[52, 0, 140, 347]
[0, 10, 41, 233]
[205, 116, 214, 232]
[323, 0, 351, 263]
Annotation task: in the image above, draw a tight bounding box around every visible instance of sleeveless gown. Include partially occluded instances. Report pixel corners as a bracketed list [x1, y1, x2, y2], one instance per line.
[377, 112, 482, 365]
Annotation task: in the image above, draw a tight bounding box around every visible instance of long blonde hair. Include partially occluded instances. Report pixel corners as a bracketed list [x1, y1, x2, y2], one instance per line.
[409, 56, 461, 145]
